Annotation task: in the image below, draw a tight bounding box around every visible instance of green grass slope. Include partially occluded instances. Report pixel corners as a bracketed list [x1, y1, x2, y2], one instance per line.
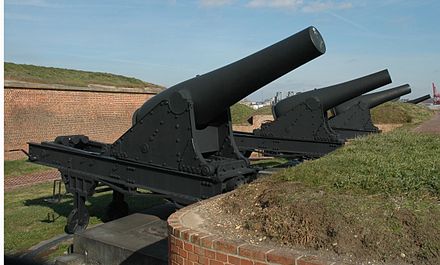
[5, 62, 162, 88]
[230, 103, 255, 124]
[279, 130, 439, 197]
[371, 101, 434, 124]
[231, 103, 273, 124]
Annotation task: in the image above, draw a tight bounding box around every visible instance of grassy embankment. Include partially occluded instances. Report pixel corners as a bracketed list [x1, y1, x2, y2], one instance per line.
[371, 101, 434, 124]
[221, 103, 439, 264]
[230, 103, 272, 124]
[5, 62, 162, 89]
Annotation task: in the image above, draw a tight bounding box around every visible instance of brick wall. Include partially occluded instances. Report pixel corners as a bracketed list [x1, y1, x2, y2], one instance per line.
[4, 81, 160, 160]
[168, 199, 336, 265]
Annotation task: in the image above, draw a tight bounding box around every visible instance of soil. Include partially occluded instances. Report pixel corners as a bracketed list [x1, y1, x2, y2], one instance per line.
[375, 124, 403, 133]
[197, 178, 440, 265]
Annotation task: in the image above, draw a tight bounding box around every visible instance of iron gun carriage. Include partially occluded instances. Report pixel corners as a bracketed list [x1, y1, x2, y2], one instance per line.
[234, 70, 391, 158]
[329, 84, 412, 139]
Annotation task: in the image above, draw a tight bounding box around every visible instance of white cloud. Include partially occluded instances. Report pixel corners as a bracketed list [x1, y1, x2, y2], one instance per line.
[245, 0, 353, 13]
[247, 0, 304, 9]
[5, 0, 54, 7]
[199, 0, 234, 7]
[302, 1, 352, 13]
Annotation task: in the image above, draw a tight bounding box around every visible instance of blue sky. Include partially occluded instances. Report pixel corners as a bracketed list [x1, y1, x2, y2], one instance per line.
[5, 0, 440, 100]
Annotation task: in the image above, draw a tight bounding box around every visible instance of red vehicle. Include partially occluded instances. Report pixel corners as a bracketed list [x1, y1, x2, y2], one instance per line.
[433, 83, 440, 105]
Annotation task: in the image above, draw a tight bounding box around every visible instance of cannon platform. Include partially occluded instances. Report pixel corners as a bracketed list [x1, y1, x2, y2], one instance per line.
[55, 203, 178, 265]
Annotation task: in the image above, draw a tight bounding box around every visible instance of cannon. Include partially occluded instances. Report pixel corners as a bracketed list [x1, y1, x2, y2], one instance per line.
[407, 94, 431, 104]
[329, 84, 412, 139]
[27, 26, 325, 233]
[233, 70, 391, 158]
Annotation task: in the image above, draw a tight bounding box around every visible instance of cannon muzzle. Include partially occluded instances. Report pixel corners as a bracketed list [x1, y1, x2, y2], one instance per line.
[134, 26, 326, 127]
[334, 84, 411, 114]
[273, 70, 392, 118]
[407, 94, 431, 104]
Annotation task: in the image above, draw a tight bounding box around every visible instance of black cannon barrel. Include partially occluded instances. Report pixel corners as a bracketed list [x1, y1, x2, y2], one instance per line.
[408, 94, 431, 104]
[134, 26, 326, 126]
[273, 69, 392, 118]
[334, 84, 412, 114]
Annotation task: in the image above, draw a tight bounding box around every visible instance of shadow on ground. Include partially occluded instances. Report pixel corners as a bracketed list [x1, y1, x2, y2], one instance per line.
[24, 191, 170, 225]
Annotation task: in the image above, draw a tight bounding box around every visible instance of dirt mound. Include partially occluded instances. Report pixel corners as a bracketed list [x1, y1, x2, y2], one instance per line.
[203, 179, 440, 264]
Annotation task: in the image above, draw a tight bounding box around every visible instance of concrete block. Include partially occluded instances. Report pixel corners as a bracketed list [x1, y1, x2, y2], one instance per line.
[73, 213, 168, 265]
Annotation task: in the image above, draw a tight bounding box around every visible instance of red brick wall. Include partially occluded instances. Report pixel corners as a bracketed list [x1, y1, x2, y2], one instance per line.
[4, 84, 157, 160]
[168, 200, 335, 265]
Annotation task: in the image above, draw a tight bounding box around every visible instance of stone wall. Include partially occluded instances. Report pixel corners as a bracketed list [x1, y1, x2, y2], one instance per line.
[4, 81, 161, 160]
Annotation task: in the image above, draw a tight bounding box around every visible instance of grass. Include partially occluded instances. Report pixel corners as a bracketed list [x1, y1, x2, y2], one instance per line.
[4, 159, 52, 178]
[231, 103, 273, 124]
[371, 101, 434, 124]
[230, 103, 255, 124]
[4, 182, 164, 255]
[5, 62, 162, 89]
[250, 157, 288, 168]
[45, 242, 73, 261]
[278, 129, 440, 198]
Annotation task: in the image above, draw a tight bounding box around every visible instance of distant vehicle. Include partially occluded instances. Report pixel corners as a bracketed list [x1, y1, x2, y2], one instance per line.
[433, 83, 440, 105]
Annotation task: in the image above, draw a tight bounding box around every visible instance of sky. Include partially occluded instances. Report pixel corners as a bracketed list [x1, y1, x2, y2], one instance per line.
[4, 0, 440, 100]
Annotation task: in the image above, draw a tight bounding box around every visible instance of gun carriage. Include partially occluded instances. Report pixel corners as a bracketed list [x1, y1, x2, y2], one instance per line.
[329, 84, 412, 139]
[233, 70, 391, 158]
[28, 26, 325, 233]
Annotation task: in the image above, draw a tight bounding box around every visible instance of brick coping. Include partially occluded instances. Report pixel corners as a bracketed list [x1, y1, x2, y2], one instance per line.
[5, 80, 164, 94]
[167, 196, 341, 265]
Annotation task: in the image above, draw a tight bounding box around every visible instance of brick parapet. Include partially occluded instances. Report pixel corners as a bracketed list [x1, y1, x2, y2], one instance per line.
[4, 81, 161, 160]
[167, 198, 339, 265]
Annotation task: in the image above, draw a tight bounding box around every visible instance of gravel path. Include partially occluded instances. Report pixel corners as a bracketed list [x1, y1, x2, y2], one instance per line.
[5, 170, 61, 191]
[414, 112, 440, 134]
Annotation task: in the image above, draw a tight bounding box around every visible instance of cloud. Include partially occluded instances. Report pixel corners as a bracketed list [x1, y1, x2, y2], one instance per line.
[302, 1, 352, 13]
[246, 0, 353, 13]
[199, 0, 234, 7]
[5, 0, 54, 7]
[247, 0, 304, 9]
[326, 10, 368, 31]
